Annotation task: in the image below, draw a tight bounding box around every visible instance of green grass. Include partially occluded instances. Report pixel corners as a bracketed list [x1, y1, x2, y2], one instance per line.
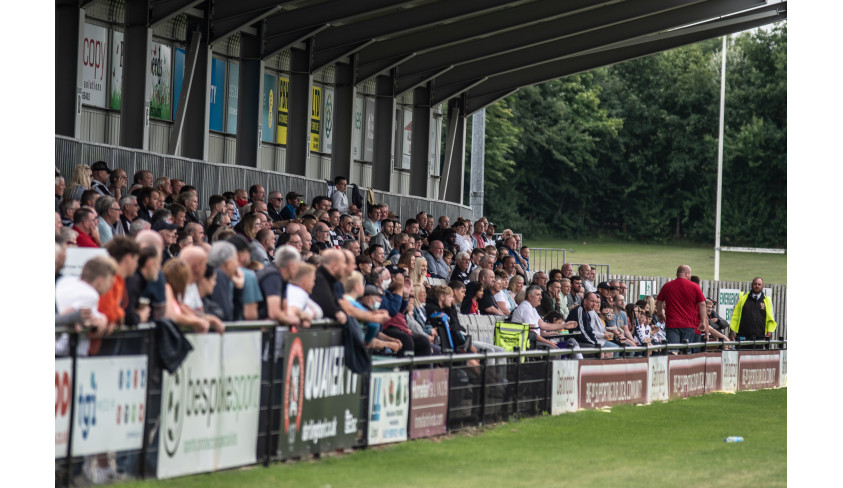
[524, 238, 787, 285]
[124, 388, 786, 488]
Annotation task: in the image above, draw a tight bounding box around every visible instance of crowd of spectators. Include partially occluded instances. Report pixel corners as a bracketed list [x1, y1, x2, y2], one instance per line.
[55, 164, 737, 360]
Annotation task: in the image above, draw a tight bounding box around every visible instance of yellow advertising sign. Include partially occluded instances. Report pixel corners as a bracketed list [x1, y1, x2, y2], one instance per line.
[277, 77, 289, 145]
[311, 86, 322, 152]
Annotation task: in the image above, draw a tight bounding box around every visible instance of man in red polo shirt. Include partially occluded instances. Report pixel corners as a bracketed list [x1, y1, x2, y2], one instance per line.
[72, 207, 101, 248]
[656, 264, 706, 354]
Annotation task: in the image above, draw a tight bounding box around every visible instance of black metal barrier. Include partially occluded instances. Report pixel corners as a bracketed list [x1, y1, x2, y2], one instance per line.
[55, 322, 786, 485]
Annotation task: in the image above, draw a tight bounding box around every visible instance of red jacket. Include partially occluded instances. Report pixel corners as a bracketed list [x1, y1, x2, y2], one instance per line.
[73, 225, 99, 248]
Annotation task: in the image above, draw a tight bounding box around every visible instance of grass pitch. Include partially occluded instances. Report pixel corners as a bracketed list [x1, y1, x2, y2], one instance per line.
[125, 388, 786, 488]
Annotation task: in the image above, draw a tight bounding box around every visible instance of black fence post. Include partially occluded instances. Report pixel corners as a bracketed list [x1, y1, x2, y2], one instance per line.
[139, 327, 155, 479]
[681, 339, 689, 355]
[514, 349, 522, 419]
[264, 326, 276, 467]
[65, 332, 78, 488]
[479, 351, 488, 428]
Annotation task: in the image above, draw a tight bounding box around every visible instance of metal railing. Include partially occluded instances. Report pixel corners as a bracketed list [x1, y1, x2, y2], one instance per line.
[55, 319, 786, 485]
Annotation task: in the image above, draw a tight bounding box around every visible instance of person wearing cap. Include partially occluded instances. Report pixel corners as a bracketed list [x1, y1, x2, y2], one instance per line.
[90, 161, 113, 196]
[597, 281, 616, 302]
[279, 191, 302, 221]
[356, 282, 403, 354]
[153, 219, 179, 263]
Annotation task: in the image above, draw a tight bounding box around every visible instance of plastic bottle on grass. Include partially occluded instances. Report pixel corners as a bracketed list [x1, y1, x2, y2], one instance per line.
[724, 436, 744, 443]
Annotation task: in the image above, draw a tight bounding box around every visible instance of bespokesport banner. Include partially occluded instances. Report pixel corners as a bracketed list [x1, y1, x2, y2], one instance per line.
[368, 371, 410, 445]
[71, 356, 148, 457]
[279, 328, 362, 458]
[579, 359, 648, 409]
[157, 332, 261, 479]
[737, 351, 780, 391]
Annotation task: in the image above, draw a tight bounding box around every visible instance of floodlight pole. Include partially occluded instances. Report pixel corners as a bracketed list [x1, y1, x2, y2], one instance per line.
[714, 36, 727, 281]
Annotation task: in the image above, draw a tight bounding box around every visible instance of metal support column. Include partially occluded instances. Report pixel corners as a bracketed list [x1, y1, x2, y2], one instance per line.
[120, 0, 152, 150]
[372, 74, 395, 192]
[179, 14, 212, 160]
[410, 85, 431, 198]
[235, 30, 265, 167]
[440, 98, 465, 204]
[331, 61, 356, 179]
[469, 107, 486, 219]
[55, 3, 84, 138]
[286, 44, 313, 176]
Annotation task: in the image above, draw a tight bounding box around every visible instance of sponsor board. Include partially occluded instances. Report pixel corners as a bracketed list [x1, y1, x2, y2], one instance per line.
[721, 350, 738, 392]
[280, 328, 361, 458]
[311, 85, 322, 152]
[579, 359, 648, 409]
[647, 356, 668, 403]
[56, 358, 73, 459]
[352, 96, 363, 159]
[410, 368, 448, 439]
[149, 42, 172, 120]
[157, 333, 261, 479]
[667, 353, 714, 399]
[323, 88, 334, 154]
[737, 351, 780, 391]
[277, 76, 289, 144]
[551, 360, 579, 414]
[61, 247, 109, 277]
[72, 356, 148, 457]
[81, 23, 109, 108]
[718, 289, 741, 321]
[704, 353, 723, 393]
[368, 372, 410, 445]
[110, 30, 124, 110]
[263, 74, 277, 143]
[779, 350, 787, 387]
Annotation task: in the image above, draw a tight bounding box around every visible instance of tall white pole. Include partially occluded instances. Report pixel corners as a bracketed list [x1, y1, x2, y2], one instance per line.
[714, 36, 727, 281]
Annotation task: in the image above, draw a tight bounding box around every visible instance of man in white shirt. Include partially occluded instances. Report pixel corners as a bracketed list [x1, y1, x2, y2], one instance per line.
[511, 285, 575, 348]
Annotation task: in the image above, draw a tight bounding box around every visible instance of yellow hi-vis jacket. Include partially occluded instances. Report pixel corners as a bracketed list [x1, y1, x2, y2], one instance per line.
[729, 292, 777, 335]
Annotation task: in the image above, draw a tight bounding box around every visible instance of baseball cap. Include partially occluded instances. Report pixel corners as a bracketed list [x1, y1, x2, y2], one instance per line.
[364, 285, 383, 297]
[152, 220, 179, 232]
[91, 161, 111, 173]
[597, 282, 616, 290]
[286, 191, 302, 200]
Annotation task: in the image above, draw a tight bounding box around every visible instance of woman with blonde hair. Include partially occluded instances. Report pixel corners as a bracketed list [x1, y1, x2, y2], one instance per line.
[508, 274, 526, 305]
[238, 213, 262, 241]
[64, 164, 93, 201]
[410, 256, 429, 289]
[162, 258, 210, 332]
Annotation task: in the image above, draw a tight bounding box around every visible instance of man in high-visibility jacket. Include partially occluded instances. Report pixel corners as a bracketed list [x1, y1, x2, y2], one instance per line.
[729, 277, 777, 342]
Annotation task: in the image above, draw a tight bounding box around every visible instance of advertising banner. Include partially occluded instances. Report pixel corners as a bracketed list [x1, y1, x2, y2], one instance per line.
[157, 333, 261, 479]
[81, 23, 109, 108]
[704, 353, 724, 393]
[551, 360, 579, 415]
[276, 76, 288, 144]
[401, 109, 413, 169]
[638, 281, 656, 300]
[368, 371, 410, 445]
[352, 96, 364, 160]
[279, 328, 362, 458]
[56, 358, 73, 459]
[428, 116, 438, 175]
[718, 288, 741, 321]
[737, 351, 780, 391]
[226, 63, 239, 134]
[110, 30, 124, 110]
[209, 58, 226, 132]
[61, 248, 109, 277]
[647, 356, 668, 403]
[667, 353, 712, 400]
[149, 42, 172, 120]
[322, 88, 334, 154]
[721, 350, 738, 392]
[364, 98, 375, 161]
[310, 85, 322, 152]
[579, 359, 648, 409]
[71, 356, 148, 457]
[779, 350, 787, 387]
[409, 368, 448, 439]
[172, 48, 185, 119]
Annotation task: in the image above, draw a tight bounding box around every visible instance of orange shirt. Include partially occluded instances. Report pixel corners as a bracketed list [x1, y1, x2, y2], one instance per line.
[98, 274, 126, 325]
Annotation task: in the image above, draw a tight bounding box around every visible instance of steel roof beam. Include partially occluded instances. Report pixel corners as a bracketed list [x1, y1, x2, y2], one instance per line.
[149, 0, 205, 27]
[425, 0, 762, 90]
[461, 3, 786, 108]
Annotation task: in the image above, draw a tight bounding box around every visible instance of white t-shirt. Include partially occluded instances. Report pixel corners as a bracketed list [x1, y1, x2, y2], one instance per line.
[286, 283, 324, 319]
[511, 300, 540, 333]
[183, 283, 203, 311]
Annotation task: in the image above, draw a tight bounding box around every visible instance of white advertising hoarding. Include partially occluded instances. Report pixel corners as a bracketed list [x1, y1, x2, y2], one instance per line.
[323, 88, 334, 154]
[61, 247, 109, 277]
[721, 350, 738, 392]
[56, 358, 73, 458]
[647, 356, 668, 403]
[71, 356, 148, 456]
[157, 332, 262, 479]
[551, 360, 579, 414]
[368, 371, 410, 445]
[352, 96, 364, 160]
[81, 23, 109, 108]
